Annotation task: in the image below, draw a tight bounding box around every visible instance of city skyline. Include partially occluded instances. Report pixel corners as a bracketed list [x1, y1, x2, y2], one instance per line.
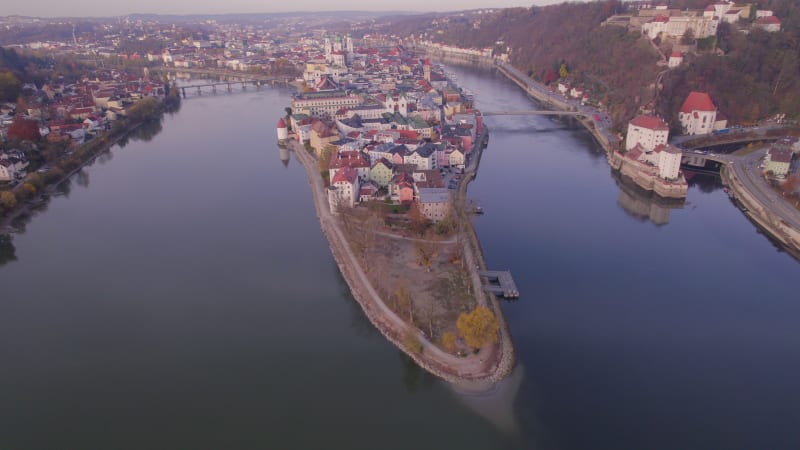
[3, 0, 560, 18]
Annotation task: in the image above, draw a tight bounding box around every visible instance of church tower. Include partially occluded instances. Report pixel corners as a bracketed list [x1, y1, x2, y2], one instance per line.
[398, 92, 408, 116]
[423, 58, 431, 82]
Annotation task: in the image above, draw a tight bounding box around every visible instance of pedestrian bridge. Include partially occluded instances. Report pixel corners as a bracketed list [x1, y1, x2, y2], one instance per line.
[481, 110, 586, 117]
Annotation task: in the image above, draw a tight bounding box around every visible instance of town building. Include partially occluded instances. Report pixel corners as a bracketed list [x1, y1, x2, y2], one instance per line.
[668, 51, 683, 68]
[678, 91, 718, 135]
[754, 16, 781, 32]
[328, 166, 360, 212]
[765, 147, 793, 178]
[417, 188, 451, 222]
[626, 115, 669, 152]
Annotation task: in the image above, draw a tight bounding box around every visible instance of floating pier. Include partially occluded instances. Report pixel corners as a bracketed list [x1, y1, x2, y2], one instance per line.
[479, 270, 519, 299]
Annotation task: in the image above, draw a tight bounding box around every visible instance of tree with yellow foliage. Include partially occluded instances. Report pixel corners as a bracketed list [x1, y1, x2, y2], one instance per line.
[441, 331, 457, 353]
[456, 306, 499, 350]
[1, 191, 17, 211]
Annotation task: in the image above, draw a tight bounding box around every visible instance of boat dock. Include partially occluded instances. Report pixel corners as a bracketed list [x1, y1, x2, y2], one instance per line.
[479, 270, 520, 299]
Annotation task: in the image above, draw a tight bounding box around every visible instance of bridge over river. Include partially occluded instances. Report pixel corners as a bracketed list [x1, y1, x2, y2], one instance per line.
[481, 110, 587, 117]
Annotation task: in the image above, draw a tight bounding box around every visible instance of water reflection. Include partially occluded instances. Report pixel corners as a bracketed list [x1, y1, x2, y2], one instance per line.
[75, 169, 90, 189]
[612, 170, 685, 226]
[334, 265, 379, 340]
[684, 169, 724, 193]
[278, 145, 290, 168]
[401, 352, 436, 393]
[450, 364, 526, 439]
[0, 234, 16, 266]
[117, 118, 164, 148]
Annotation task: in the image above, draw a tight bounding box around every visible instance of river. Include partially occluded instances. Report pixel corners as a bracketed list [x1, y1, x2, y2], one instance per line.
[1, 66, 798, 450]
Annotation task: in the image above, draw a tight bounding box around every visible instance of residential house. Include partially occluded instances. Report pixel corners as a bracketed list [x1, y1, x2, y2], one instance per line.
[389, 171, 415, 203]
[309, 120, 339, 154]
[327, 166, 360, 212]
[359, 180, 381, 203]
[448, 147, 466, 171]
[406, 142, 437, 170]
[417, 188, 451, 222]
[369, 158, 394, 187]
[765, 147, 792, 178]
[329, 151, 370, 181]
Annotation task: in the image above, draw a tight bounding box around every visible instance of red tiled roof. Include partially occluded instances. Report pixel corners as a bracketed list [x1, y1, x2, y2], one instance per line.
[680, 92, 716, 113]
[277, 118, 286, 128]
[756, 16, 781, 24]
[332, 166, 358, 184]
[670, 51, 682, 58]
[630, 115, 669, 130]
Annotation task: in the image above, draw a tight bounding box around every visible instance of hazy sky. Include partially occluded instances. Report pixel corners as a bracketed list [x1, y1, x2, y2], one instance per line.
[6, 0, 564, 18]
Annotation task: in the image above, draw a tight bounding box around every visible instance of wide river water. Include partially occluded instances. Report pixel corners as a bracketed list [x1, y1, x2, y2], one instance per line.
[1, 65, 798, 449]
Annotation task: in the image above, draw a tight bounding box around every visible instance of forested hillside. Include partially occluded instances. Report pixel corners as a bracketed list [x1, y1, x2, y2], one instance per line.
[380, 0, 799, 130]
[658, 0, 800, 129]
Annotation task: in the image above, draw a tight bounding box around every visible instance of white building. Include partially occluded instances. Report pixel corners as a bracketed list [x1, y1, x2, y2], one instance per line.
[679, 91, 717, 135]
[448, 148, 466, 170]
[655, 144, 682, 180]
[327, 166, 360, 212]
[668, 51, 683, 68]
[643, 15, 718, 40]
[0, 160, 14, 181]
[754, 16, 781, 32]
[626, 115, 669, 152]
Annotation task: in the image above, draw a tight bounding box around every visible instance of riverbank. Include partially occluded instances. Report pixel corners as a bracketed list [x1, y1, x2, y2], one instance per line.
[721, 164, 800, 260]
[491, 59, 688, 199]
[289, 132, 513, 386]
[1, 122, 146, 231]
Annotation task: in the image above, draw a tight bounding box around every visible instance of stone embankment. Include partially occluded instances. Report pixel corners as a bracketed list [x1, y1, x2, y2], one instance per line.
[290, 135, 514, 386]
[608, 152, 689, 199]
[722, 166, 800, 259]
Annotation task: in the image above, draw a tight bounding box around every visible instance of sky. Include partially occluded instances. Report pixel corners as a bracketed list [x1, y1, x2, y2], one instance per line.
[4, 0, 565, 18]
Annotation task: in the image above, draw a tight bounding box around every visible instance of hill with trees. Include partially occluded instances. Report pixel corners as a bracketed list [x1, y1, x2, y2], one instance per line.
[378, 0, 799, 131]
[657, 0, 800, 129]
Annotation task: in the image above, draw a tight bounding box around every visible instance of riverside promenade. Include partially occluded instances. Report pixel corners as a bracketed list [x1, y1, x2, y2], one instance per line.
[289, 134, 514, 386]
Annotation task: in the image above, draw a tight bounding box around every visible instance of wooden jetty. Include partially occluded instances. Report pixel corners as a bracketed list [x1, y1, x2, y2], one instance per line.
[479, 270, 519, 299]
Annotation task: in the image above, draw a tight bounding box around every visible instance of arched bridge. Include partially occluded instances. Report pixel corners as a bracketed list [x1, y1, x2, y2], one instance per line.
[481, 110, 587, 117]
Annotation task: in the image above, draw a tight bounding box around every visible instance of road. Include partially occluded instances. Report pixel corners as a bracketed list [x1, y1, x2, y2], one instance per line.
[494, 61, 618, 149]
[728, 150, 800, 231]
